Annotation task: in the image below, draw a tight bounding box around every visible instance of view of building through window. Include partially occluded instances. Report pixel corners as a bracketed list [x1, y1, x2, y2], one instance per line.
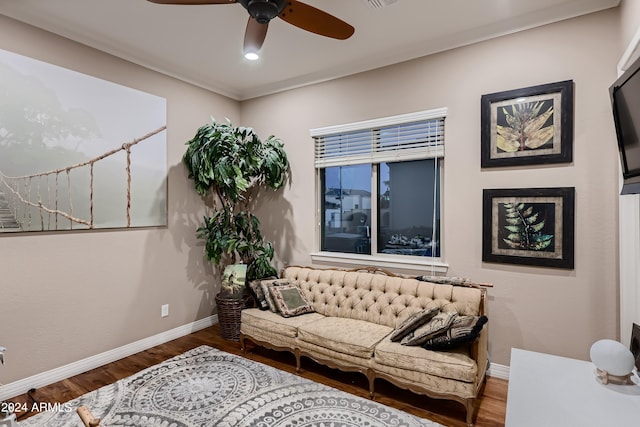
[321, 164, 372, 254]
[321, 159, 440, 257]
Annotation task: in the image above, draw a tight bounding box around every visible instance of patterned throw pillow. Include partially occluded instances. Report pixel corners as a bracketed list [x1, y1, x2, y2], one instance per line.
[422, 315, 488, 350]
[260, 279, 291, 312]
[389, 307, 440, 342]
[247, 277, 276, 311]
[269, 284, 315, 318]
[401, 311, 458, 346]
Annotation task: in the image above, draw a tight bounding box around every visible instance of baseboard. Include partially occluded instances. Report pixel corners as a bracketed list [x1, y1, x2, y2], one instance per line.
[0, 315, 218, 401]
[487, 361, 510, 380]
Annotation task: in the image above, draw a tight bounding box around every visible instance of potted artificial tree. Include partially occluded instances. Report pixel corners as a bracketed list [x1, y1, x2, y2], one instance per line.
[183, 118, 289, 340]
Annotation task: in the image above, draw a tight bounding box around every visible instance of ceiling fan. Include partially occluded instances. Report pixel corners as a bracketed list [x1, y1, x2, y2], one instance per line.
[146, 0, 355, 58]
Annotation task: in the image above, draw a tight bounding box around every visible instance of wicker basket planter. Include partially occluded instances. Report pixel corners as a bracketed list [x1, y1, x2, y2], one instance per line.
[215, 294, 247, 341]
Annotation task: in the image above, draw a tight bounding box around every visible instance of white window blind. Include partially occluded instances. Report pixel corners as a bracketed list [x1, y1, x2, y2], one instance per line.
[311, 108, 446, 168]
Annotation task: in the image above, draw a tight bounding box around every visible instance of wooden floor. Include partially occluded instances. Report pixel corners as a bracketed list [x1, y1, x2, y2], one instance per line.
[7, 324, 507, 427]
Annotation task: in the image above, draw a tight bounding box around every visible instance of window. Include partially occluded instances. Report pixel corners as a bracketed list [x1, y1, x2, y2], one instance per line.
[311, 109, 446, 270]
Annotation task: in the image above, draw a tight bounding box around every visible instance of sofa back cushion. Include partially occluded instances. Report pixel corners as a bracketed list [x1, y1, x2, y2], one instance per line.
[282, 266, 484, 329]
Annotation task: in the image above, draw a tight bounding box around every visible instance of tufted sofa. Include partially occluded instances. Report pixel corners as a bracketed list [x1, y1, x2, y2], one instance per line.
[240, 266, 489, 427]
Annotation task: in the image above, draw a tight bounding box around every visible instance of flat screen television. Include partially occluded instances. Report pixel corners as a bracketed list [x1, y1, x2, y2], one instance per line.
[610, 54, 640, 194]
[632, 323, 640, 372]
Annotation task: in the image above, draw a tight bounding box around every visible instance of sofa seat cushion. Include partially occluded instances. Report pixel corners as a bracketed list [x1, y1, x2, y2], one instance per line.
[297, 317, 393, 359]
[370, 359, 477, 399]
[241, 323, 298, 349]
[374, 335, 477, 383]
[241, 308, 324, 338]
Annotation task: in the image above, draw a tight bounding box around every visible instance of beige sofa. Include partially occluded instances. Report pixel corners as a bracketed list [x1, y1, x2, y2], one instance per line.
[240, 266, 489, 427]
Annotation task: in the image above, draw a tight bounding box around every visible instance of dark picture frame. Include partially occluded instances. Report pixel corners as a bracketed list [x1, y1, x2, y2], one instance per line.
[482, 187, 575, 269]
[481, 80, 574, 168]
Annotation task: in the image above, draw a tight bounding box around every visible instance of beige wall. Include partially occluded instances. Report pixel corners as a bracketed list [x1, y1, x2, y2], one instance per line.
[243, 9, 622, 366]
[621, 0, 640, 50]
[0, 6, 625, 386]
[0, 15, 240, 383]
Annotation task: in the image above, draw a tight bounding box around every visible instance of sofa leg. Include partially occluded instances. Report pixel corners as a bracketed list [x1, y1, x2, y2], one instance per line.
[366, 369, 376, 399]
[464, 398, 476, 427]
[295, 348, 302, 373]
[239, 334, 246, 354]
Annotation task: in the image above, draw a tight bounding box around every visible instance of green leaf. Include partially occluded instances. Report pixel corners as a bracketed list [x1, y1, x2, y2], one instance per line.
[530, 221, 546, 232]
[506, 233, 522, 242]
[525, 212, 540, 224]
[530, 237, 553, 250]
[502, 239, 521, 249]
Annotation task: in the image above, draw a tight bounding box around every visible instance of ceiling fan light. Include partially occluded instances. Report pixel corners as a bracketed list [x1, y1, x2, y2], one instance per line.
[244, 51, 260, 61]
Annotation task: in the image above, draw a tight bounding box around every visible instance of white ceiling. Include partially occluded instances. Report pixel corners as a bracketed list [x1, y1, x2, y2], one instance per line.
[0, 0, 620, 100]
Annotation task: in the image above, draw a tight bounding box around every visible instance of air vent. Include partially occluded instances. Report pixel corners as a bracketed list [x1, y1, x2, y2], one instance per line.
[364, 0, 398, 9]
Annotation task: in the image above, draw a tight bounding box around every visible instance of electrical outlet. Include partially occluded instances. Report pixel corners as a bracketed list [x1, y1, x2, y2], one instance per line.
[161, 304, 169, 318]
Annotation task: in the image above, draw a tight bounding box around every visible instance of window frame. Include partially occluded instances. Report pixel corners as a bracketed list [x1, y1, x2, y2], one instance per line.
[310, 108, 448, 273]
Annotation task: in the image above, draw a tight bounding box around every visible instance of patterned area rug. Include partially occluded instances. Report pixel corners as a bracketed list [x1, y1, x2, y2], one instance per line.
[18, 345, 442, 426]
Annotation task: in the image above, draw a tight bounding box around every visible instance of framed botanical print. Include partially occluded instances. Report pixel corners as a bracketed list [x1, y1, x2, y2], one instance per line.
[482, 187, 575, 269]
[481, 80, 573, 167]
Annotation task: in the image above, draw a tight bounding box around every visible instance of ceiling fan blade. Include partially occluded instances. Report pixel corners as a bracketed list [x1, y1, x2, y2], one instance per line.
[146, 1, 236, 5]
[278, 0, 354, 40]
[244, 17, 269, 53]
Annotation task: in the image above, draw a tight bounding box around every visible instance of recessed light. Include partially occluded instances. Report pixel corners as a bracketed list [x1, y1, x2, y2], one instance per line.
[245, 52, 259, 61]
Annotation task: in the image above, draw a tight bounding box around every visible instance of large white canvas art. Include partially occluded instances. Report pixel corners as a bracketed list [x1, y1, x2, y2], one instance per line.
[0, 49, 167, 232]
